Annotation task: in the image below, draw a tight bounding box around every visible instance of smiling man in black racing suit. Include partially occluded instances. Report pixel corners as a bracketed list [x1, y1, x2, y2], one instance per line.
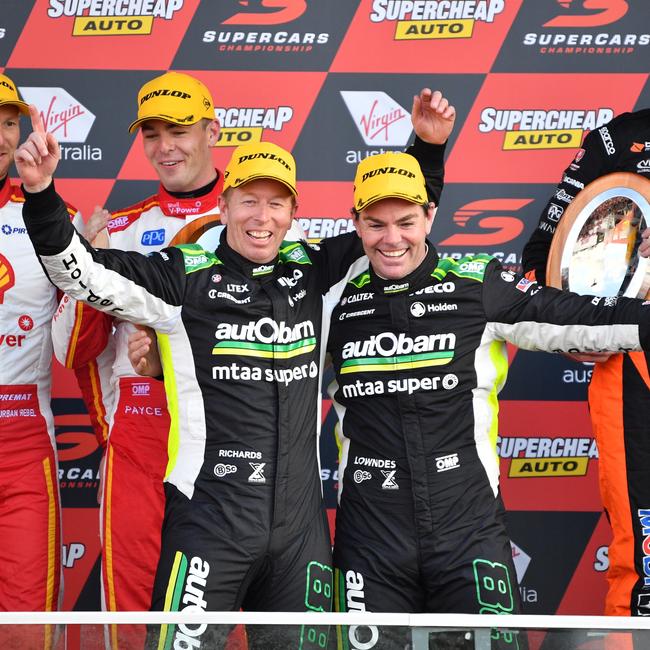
[327, 150, 650, 650]
[15, 90, 450, 648]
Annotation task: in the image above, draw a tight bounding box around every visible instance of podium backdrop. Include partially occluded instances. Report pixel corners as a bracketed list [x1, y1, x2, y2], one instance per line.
[4, 0, 649, 619]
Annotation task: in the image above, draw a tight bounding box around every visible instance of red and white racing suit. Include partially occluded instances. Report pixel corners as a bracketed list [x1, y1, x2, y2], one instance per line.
[0, 177, 78, 640]
[52, 179, 222, 646]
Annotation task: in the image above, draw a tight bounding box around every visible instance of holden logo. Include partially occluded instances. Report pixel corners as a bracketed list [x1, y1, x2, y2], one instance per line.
[18, 315, 34, 331]
[211, 274, 222, 283]
[410, 301, 426, 317]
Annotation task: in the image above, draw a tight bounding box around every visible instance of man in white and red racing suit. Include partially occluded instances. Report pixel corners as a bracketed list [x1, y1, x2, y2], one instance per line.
[0, 73, 83, 646]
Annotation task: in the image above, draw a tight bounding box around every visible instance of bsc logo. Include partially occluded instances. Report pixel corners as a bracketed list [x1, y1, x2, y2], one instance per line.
[544, 0, 628, 28]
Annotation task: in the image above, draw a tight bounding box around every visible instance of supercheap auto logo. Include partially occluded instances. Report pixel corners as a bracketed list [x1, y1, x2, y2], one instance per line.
[47, 0, 185, 36]
[498, 435, 598, 478]
[524, 0, 650, 56]
[202, 0, 329, 54]
[478, 106, 614, 150]
[369, 0, 506, 40]
[214, 104, 293, 147]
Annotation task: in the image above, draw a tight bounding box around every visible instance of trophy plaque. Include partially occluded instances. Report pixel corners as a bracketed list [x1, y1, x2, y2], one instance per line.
[546, 172, 650, 299]
[169, 214, 223, 248]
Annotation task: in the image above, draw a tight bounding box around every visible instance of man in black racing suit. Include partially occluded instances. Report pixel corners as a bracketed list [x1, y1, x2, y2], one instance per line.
[16, 92, 450, 648]
[522, 110, 650, 622]
[327, 150, 650, 650]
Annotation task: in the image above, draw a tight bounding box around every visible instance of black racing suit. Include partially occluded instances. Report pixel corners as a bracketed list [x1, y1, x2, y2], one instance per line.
[522, 110, 650, 619]
[21, 139, 444, 649]
[327, 244, 650, 649]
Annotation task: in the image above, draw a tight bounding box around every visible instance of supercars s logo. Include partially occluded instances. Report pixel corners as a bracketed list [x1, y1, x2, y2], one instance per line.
[0, 254, 15, 304]
[544, 0, 628, 28]
[438, 199, 532, 246]
[223, 0, 307, 25]
[341, 91, 411, 147]
[47, 0, 185, 36]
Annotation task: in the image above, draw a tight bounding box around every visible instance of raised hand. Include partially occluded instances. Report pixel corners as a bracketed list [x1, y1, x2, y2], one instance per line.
[411, 88, 456, 145]
[14, 104, 60, 192]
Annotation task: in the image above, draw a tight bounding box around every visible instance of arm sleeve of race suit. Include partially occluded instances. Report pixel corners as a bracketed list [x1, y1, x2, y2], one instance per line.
[23, 181, 186, 332]
[521, 125, 614, 284]
[480, 259, 650, 352]
[406, 136, 446, 206]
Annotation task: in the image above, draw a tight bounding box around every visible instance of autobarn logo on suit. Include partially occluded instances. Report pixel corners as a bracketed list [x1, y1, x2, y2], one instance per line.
[46, 0, 185, 36]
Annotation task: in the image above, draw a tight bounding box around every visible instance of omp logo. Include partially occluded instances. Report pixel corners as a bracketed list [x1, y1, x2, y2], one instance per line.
[341, 331, 455, 374]
[161, 553, 210, 649]
[212, 318, 316, 359]
[369, 0, 506, 40]
[214, 105, 293, 147]
[479, 107, 613, 150]
[544, 0, 628, 28]
[131, 382, 150, 396]
[223, 0, 306, 25]
[438, 199, 532, 247]
[0, 253, 15, 304]
[47, 0, 184, 36]
[341, 91, 412, 147]
[345, 570, 379, 648]
[498, 435, 598, 477]
[297, 217, 355, 242]
[19, 87, 95, 143]
[435, 452, 460, 472]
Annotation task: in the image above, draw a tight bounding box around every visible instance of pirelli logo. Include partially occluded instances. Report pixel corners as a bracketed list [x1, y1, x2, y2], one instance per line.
[498, 435, 597, 478]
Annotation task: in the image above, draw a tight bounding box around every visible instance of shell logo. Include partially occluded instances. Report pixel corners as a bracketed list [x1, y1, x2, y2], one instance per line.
[0, 253, 15, 304]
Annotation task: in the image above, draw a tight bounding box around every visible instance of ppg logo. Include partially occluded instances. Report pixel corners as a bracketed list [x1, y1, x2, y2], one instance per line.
[141, 229, 166, 246]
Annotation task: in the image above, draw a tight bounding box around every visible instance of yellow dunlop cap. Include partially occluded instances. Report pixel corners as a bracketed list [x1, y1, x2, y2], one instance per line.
[223, 142, 297, 197]
[353, 151, 427, 211]
[128, 71, 215, 133]
[0, 74, 29, 116]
